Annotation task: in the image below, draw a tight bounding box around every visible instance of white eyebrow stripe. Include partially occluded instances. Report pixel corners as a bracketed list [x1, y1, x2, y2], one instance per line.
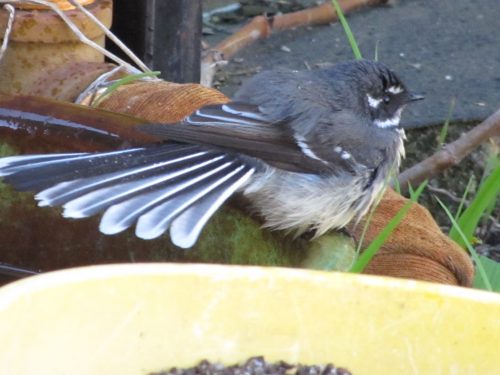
[367, 94, 382, 108]
[387, 86, 403, 94]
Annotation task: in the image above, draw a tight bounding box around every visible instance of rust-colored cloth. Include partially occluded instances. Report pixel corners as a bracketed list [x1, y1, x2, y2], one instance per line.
[98, 81, 229, 123]
[350, 188, 474, 286]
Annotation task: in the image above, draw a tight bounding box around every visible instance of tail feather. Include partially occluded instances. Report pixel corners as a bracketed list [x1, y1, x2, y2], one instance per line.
[99, 158, 237, 235]
[0, 149, 143, 188]
[61, 156, 229, 219]
[135, 163, 252, 241]
[0, 153, 87, 172]
[0, 144, 203, 191]
[169, 166, 254, 248]
[38, 152, 224, 208]
[0, 143, 257, 248]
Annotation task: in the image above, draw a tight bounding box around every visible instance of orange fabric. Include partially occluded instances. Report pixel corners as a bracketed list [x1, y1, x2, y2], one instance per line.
[350, 188, 474, 286]
[98, 81, 230, 123]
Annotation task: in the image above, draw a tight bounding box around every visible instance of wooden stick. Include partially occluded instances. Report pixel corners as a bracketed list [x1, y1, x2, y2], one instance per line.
[398, 108, 500, 191]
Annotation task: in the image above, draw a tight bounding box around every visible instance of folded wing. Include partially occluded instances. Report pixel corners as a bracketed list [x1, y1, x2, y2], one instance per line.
[140, 102, 337, 174]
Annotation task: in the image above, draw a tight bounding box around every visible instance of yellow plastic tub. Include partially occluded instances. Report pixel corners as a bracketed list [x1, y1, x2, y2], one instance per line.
[0, 263, 499, 375]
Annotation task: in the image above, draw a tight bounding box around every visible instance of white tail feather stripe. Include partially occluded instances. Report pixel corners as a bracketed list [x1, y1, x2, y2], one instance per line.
[170, 167, 254, 248]
[135, 164, 246, 240]
[35, 150, 209, 205]
[99, 159, 236, 234]
[61, 156, 228, 218]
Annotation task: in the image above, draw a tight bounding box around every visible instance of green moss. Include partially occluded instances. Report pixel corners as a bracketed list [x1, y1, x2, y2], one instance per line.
[0, 142, 17, 157]
[301, 234, 356, 271]
[181, 206, 356, 271]
[188, 206, 288, 266]
[0, 142, 33, 210]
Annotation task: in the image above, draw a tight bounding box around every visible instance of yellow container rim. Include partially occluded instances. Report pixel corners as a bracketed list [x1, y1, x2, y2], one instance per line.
[0, 263, 499, 374]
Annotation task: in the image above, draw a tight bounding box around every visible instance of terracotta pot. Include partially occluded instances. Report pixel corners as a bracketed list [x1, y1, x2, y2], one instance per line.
[0, 0, 112, 95]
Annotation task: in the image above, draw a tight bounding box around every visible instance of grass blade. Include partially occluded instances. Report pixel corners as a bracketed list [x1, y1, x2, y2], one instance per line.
[449, 166, 500, 247]
[350, 181, 427, 273]
[438, 98, 455, 146]
[454, 175, 474, 221]
[92, 71, 161, 107]
[435, 197, 492, 291]
[331, 0, 362, 60]
[473, 255, 500, 292]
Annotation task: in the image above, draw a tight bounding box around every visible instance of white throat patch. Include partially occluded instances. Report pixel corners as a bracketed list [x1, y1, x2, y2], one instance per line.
[374, 108, 403, 128]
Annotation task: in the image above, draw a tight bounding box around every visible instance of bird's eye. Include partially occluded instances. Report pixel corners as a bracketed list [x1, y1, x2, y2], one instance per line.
[383, 95, 391, 104]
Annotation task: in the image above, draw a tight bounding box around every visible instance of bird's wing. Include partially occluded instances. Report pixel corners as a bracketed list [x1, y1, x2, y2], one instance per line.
[139, 102, 354, 174]
[0, 143, 254, 248]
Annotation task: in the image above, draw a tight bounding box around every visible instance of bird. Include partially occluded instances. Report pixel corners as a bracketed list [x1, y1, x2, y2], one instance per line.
[0, 59, 423, 249]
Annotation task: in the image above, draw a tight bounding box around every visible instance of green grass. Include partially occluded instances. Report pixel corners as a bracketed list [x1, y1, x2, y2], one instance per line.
[454, 175, 474, 221]
[449, 165, 500, 248]
[478, 152, 500, 226]
[92, 71, 161, 107]
[331, 0, 362, 59]
[474, 255, 500, 292]
[436, 158, 500, 292]
[436, 197, 493, 291]
[438, 98, 456, 146]
[349, 180, 427, 273]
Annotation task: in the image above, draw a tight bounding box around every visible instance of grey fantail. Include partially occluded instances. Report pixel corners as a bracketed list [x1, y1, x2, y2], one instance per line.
[0, 59, 423, 248]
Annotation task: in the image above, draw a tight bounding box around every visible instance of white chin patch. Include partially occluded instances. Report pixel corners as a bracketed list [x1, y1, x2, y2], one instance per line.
[374, 108, 403, 128]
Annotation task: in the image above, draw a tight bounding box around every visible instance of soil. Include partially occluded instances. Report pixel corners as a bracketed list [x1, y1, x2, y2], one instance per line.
[151, 356, 352, 375]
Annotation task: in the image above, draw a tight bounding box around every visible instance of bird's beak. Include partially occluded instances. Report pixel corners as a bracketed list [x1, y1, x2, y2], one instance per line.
[408, 92, 425, 102]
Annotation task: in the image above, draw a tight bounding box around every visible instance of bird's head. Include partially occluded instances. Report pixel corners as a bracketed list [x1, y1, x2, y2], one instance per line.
[327, 59, 424, 129]
[362, 60, 424, 129]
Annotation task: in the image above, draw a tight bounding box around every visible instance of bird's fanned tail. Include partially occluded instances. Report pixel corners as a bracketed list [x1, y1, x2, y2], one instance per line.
[0, 143, 255, 248]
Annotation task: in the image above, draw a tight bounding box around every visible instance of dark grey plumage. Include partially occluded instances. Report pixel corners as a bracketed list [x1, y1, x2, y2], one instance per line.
[0, 59, 421, 248]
